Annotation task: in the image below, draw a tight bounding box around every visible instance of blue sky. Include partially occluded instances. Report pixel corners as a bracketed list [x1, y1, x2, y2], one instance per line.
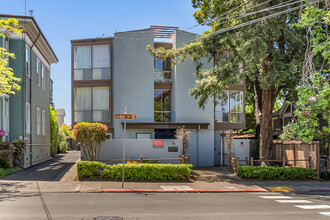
[1, 0, 208, 124]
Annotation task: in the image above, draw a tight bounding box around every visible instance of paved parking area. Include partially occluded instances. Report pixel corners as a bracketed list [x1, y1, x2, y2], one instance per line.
[3, 151, 80, 181]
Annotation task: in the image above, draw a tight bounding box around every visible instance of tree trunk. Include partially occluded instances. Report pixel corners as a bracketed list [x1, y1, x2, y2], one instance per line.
[259, 88, 275, 162]
[254, 70, 263, 142]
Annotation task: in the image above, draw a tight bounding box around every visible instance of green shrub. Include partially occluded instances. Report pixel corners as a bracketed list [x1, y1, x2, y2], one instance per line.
[50, 106, 58, 157]
[58, 141, 68, 153]
[73, 122, 108, 161]
[57, 128, 68, 153]
[0, 141, 13, 168]
[12, 140, 26, 166]
[321, 171, 330, 180]
[77, 161, 193, 180]
[238, 166, 317, 180]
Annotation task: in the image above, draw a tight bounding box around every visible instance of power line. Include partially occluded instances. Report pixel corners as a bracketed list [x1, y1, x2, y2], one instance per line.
[176, 0, 322, 46]
[183, 0, 298, 31]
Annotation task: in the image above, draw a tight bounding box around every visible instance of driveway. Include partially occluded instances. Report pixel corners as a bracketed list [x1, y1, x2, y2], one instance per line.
[3, 151, 80, 181]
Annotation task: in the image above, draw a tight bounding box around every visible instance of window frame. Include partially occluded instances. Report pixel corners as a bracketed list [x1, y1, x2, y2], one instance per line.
[215, 90, 244, 123]
[26, 102, 31, 134]
[41, 64, 45, 90]
[73, 44, 111, 81]
[41, 110, 46, 136]
[36, 107, 41, 135]
[25, 44, 30, 78]
[154, 89, 172, 122]
[36, 57, 41, 86]
[73, 86, 111, 123]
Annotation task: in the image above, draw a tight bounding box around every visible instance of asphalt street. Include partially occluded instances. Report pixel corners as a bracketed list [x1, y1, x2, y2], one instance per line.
[0, 192, 330, 220]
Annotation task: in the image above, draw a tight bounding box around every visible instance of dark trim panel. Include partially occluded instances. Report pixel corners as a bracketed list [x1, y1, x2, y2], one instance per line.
[214, 122, 244, 130]
[122, 122, 209, 130]
[154, 82, 172, 90]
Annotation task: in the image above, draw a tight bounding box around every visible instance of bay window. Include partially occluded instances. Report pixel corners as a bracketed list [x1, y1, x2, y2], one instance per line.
[215, 90, 243, 123]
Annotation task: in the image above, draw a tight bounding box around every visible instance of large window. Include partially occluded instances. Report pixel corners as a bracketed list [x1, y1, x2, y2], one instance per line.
[154, 89, 171, 122]
[74, 87, 110, 123]
[74, 45, 110, 81]
[215, 90, 243, 123]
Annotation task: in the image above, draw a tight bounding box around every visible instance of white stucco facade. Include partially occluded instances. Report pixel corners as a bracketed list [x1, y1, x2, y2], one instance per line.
[72, 27, 246, 167]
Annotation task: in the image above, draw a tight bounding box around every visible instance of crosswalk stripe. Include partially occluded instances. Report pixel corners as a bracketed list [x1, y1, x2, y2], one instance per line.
[295, 205, 330, 209]
[260, 196, 292, 199]
[275, 200, 313, 204]
[319, 212, 330, 216]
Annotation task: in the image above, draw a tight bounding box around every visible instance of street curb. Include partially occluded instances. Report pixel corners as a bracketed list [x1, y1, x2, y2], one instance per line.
[79, 189, 270, 193]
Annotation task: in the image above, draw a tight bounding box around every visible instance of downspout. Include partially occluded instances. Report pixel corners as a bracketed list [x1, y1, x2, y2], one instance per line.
[29, 33, 41, 166]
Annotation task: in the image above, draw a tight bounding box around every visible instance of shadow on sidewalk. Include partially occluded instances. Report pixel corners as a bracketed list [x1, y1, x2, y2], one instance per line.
[3, 151, 80, 181]
[191, 166, 243, 183]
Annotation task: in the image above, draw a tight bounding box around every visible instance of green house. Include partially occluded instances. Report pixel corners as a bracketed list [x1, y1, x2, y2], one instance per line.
[0, 14, 58, 168]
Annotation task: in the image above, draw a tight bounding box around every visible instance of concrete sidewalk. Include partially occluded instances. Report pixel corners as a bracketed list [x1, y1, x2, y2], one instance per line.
[0, 179, 269, 194]
[1, 162, 329, 194]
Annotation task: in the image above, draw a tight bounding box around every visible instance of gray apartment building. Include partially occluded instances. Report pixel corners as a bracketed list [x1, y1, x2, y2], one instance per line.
[0, 14, 58, 168]
[71, 26, 245, 166]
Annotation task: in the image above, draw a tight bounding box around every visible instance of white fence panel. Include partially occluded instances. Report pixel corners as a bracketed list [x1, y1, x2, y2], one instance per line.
[82, 139, 183, 161]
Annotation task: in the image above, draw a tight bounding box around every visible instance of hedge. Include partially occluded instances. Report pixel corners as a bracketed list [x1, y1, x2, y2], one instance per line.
[77, 161, 193, 181]
[238, 166, 317, 180]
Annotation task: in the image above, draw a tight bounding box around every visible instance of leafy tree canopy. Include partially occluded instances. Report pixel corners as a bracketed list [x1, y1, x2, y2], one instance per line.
[0, 18, 23, 94]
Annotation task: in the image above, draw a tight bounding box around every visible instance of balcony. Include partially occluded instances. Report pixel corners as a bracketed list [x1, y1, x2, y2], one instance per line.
[154, 70, 171, 82]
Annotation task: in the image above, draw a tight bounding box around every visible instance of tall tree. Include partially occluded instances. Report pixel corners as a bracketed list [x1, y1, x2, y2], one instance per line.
[148, 0, 306, 161]
[0, 18, 23, 94]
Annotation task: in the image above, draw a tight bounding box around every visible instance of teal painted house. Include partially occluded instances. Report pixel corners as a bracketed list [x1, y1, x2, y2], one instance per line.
[0, 14, 58, 168]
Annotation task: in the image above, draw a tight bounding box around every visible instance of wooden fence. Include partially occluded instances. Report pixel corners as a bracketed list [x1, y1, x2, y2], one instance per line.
[272, 141, 319, 170]
[97, 154, 191, 164]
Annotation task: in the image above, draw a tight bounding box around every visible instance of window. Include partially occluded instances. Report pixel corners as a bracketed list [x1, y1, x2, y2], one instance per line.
[155, 129, 176, 139]
[215, 90, 243, 123]
[41, 64, 45, 90]
[136, 133, 151, 139]
[92, 45, 110, 80]
[154, 89, 171, 122]
[36, 58, 41, 86]
[26, 103, 31, 133]
[74, 86, 110, 122]
[154, 58, 171, 82]
[42, 110, 45, 136]
[92, 87, 110, 122]
[3, 37, 9, 65]
[73, 45, 110, 81]
[25, 44, 30, 77]
[154, 58, 166, 71]
[36, 107, 41, 135]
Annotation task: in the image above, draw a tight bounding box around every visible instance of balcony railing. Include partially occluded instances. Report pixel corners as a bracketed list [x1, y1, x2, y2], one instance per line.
[154, 70, 171, 82]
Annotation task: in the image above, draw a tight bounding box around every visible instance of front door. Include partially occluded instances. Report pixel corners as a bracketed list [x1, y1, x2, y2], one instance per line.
[214, 136, 221, 165]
